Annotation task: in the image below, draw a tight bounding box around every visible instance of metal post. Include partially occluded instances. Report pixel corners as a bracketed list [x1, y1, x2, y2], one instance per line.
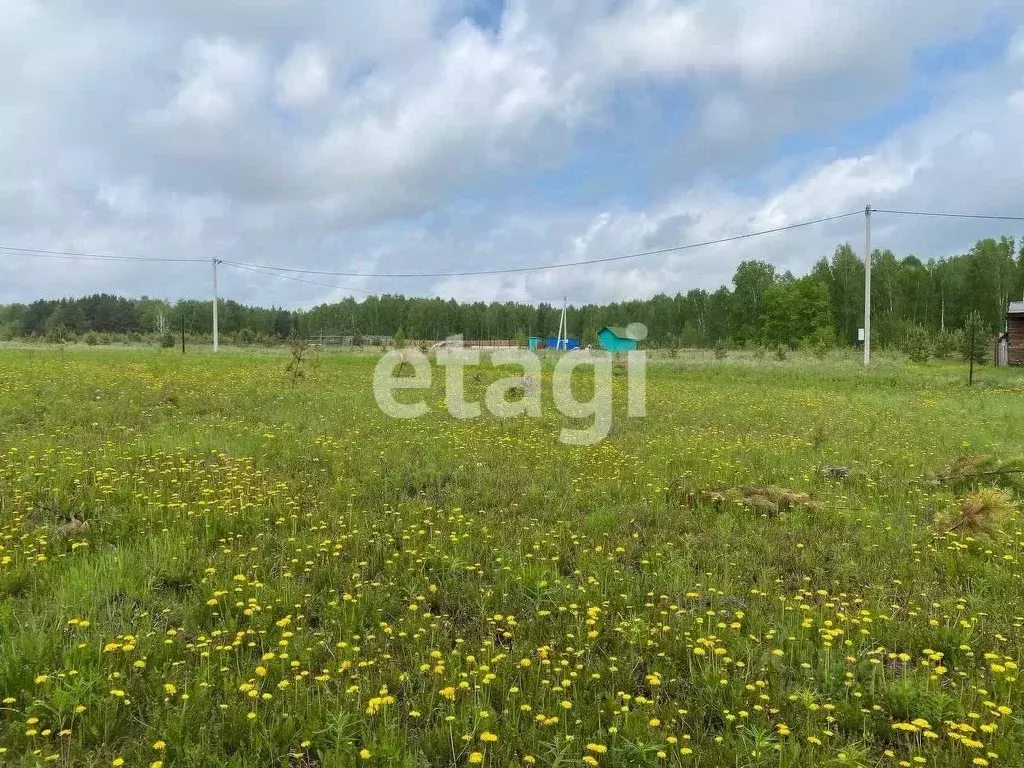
[863, 205, 872, 366]
[181, 313, 185, 354]
[212, 258, 220, 352]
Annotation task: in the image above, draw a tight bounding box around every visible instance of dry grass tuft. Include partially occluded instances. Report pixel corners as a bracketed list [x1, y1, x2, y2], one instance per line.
[671, 482, 821, 517]
[940, 488, 1016, 535]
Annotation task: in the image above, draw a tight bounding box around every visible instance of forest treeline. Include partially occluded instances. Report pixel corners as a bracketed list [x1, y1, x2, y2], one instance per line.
[2, 236, 1021, 349]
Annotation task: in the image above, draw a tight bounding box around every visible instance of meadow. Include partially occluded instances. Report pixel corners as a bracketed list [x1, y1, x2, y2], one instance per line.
[1, 345, 1023, 768]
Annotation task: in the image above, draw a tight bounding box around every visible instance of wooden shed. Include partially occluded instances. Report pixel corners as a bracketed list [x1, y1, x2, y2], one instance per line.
[1009, 301, 1024, 366]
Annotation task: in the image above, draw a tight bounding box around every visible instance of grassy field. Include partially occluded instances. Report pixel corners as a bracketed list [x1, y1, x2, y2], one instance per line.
[1, 346, 1023, 768]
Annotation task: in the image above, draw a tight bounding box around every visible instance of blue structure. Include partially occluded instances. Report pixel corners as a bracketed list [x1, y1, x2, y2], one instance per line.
[545, 337, 580, 350]
[598, 326, 640, 352]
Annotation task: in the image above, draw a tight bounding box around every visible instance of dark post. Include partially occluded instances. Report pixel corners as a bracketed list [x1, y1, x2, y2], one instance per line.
[181, 314, 186, 354]
[968, 324, 975, 386]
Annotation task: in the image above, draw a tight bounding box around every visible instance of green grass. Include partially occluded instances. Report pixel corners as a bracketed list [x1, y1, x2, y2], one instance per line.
[1, 346, 1023, 767]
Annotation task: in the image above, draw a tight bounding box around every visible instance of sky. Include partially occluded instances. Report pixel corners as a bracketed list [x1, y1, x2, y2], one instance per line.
[2, 0, 1023, 308]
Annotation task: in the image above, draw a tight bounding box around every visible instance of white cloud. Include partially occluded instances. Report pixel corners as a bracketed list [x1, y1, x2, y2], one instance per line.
[1010, 26, 1024, 60]
[275, 43, 331, 107]
[164, 37, 264, 125]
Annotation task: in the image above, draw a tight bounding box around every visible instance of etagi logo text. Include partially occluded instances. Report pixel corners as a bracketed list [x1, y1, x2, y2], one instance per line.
[372, 329, 647, 446]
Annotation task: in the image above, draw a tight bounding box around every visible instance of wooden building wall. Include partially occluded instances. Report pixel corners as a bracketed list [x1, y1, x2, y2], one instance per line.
[1009, 314, 1024, 366]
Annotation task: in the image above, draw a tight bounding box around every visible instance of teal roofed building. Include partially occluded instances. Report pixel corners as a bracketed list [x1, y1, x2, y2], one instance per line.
[598, 326, 642, 352]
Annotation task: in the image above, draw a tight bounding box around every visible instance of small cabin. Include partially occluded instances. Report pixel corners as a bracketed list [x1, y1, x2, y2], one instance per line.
[1009, 301, 1024, 366]
[598, 326, 641, 352]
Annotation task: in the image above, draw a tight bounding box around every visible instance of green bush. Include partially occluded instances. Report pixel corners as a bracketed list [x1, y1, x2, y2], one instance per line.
[960, 311, 989, 365]
[158, 333, 177, 349]
[932, 330, 960, 359]
[805, 327, 836, 360]
[45, 325, 69, 344]
[905, 324, 931, 363]
[84, 332, 99, 346]
[236, 328, 257, 346]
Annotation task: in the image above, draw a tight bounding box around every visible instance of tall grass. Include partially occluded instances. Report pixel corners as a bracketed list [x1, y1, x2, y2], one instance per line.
[0, 348, 1022, 767]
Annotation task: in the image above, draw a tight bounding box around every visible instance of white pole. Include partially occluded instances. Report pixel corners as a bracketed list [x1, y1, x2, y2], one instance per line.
[212, 258, 220, 352]
[560, 296, 567, 350]
[863, 205, 871, 366]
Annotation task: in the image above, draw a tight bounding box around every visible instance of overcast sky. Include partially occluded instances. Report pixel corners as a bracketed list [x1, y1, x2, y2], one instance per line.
[2, 0, 1023, 308]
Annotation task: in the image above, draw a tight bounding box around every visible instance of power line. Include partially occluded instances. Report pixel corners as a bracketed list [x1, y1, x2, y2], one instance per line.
[227, 261, 581, 305]
[0, 244, 206, 264]
[873, 209, 1024, 222]
[2, 206, 1020, 285]
[224, 261, 377, 296]
[222, 210, 863, 279]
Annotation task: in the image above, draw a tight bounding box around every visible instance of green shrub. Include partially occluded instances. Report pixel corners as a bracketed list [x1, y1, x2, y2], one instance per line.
[236, 328, 257, 346]
[960, 311, 989, 365]
[932, 330, 959, 359]
[905, 324, 931, 363]
[158, 333, 177, 348]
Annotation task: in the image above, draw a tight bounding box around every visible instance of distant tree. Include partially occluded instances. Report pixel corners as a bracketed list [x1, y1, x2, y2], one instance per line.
[730, 260, 776, 344]
[905, 324, 931, 363]
[274, 310, 293, 339]
[827, 244, 865, 344]
[960, 311, 989, 388]
[932, 330, 960, 359]
[393, 327, 407, 349]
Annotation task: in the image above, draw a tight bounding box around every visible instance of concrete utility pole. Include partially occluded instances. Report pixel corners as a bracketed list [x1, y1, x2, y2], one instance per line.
[559, 296, 567, 350]
[212, 258, 220, 352]
[863, 204, 872, 366]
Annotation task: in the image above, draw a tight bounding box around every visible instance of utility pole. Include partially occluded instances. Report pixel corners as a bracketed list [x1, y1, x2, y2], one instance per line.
[181, 314, 185, 354]
[212, 258, 220, 352]
[558, 296, 567, 350]
[863, 204, 872, 366]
